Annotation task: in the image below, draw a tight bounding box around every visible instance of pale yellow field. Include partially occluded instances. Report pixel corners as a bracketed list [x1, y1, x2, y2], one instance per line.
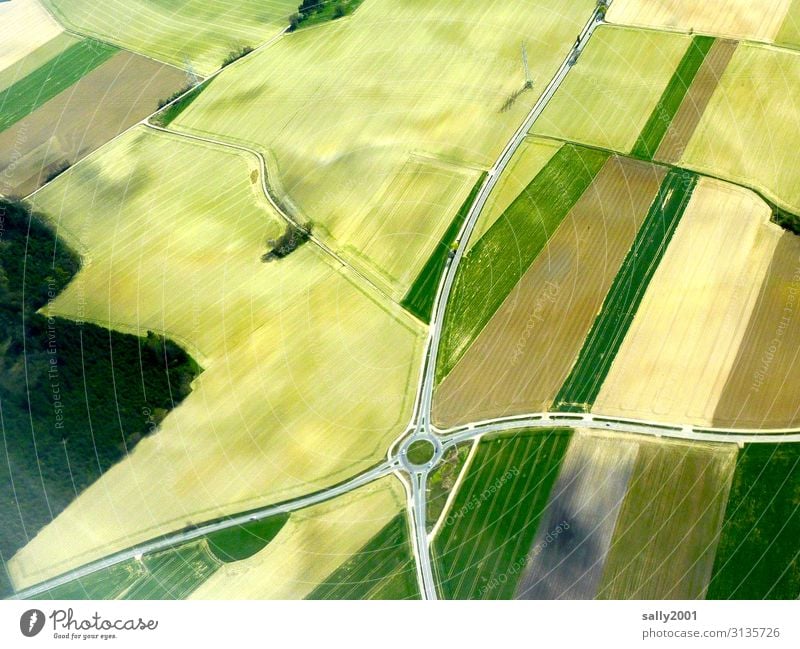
[468, 137, 562, 249]
[190, 476, 405, 599]
[682, 42, 800, 214]
[594, 178, 782, 425]
[42, 0, 297, 75]
[0, 0, 63, 74]
[607, 0, 792, 42]
[338, 157, 479, 300]
[9, 127, 424, 589]
[532, 25, 690, 153]
[173, 0, 597, 297]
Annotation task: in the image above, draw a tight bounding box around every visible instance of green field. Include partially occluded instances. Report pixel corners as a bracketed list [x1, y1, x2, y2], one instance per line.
[708, 444, 800, 599]
[631, 36, 715, 160]
[432, 430, 572, 599]
[402, 173, 487, 322]
[554, 169, 697, 411]
[307, 515, 419, 600]
[0, 39, 117, 132]
[42, 0, 296, 75]
[437, 145, 609, 381]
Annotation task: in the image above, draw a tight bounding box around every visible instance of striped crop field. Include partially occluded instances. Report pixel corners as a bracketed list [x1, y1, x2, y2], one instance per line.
[432, 429, 572, 599]
[0, 38, 117, 132]
[631, 36, 716, 160]
[436, 144, 609, 382]
[554, 168, 697, 411]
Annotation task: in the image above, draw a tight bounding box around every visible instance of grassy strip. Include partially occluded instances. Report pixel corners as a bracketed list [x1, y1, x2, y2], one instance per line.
[426, 443, 470, 531]
[631, 36, 715, 160]
[436, 145, 609, 381]
[554, 168, 697, 411]
[150, 80, 212, 128]
[307, 514, 419, 600]
[432, 429, 572, 599]
[401, 172, 487, 323]
[289, 0, 365, 31]
[0, 39, 117, 132]
[30, 516, 288, 599]
[707, 444, 800, 599]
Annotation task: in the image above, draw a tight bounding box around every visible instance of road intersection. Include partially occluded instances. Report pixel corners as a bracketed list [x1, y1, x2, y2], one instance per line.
[12, 0, 800, 603]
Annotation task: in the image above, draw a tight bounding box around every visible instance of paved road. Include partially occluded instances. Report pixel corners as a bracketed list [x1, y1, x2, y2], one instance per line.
[15, 0, 800, 605]
[439, 413, 800, 449]
[403, 2, 612, 599]
[12, 460, 398, 600]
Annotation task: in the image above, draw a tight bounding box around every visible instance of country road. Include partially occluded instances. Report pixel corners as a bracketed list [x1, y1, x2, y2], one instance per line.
[11, 0, 800, 604]
[401, 0, 613, 601]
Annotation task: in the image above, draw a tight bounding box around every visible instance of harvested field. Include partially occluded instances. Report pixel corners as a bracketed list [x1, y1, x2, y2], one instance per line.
[607, 0, 792, 43]
[0, 0, 63, 74]
[555, 169, 696, 412]
[714, 234, 800, 428]
[307, 514, 419, 600]
[516, 430, 638, 600]
[708, 443, 800, 599]
[594, 178, 781, 425]
[632, 36, 715, 160]
[468, 138, 562, 248]
[0, 32, 77, 94]
[173, 0, 597, 300]
[42, 0, 296, 75]
[654, 39, 737, 164]
[9, 128, 423, 589]
[0, 51, 187, 197]
[432, 429, 572, 600]
[436, 144, 609, 382]
[433, 156, 665, 427]
[681, 42, 800, 214]
[189, 476, 405, 599]
[532, 25, 690, 154]
[598, 439, 737, 599]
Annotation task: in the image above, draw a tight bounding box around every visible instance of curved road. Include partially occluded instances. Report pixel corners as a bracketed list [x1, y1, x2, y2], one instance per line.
[13, 0, 800, 604]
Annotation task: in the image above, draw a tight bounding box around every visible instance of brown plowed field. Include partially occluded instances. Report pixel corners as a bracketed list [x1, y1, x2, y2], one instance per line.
[432, 156, 665, 427]
[0, 50, 185, 197]
[656, 39, 738, 164]
[597, 439, 736, 599]
[713, 233, 800, 428]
